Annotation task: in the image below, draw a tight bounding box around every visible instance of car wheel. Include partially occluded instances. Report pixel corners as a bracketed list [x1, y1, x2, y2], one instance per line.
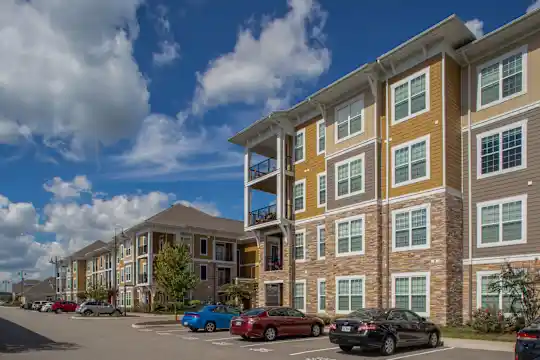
[339, 345, 354, 352]
[310, 324, 322, 337]
[380, 336, 396, 356]
[241, 335, 249, 340]
[427, 331, 439, 348]
[263, 326, 277, 341]
[204, 321, 216, 332]
[83, 310, 93, 316]
[189, 327, 198, 332]
[55, 309, 62, 314]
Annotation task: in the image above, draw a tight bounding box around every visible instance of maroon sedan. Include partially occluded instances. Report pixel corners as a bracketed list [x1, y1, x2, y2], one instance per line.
[230, 307, 325, 341]
[51, 301, 77, 314]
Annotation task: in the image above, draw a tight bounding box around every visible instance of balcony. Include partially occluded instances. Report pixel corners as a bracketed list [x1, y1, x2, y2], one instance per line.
[265, 256, 283, 271]
[138, 273, 148, 284]
[249, 158, 277, 181]
[249, 204, 277, 226]
[138, 245, 148, 256]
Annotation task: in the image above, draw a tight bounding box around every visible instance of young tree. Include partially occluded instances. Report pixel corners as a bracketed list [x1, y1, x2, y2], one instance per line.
[85, 282, 108, 301]
[220, 280, 257, 308]
[154, 243, 199, 314]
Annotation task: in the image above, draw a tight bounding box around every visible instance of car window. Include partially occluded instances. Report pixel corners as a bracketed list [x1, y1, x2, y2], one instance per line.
[226, 306, 240, 315]
[286, 308, 304, 317]
[212, 306, 226, 313]
[242, 308, 266, 316]
[387, 310, 407, 321]
[403, 310, 422, 322]
[268, 308, 288, 317]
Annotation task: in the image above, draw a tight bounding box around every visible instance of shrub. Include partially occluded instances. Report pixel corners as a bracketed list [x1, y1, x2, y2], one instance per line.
[471, 307, 519, 333]
[188, 299, 201, 306]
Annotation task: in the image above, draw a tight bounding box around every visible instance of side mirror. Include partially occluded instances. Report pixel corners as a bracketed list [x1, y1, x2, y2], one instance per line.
[420, 317, 426, 322]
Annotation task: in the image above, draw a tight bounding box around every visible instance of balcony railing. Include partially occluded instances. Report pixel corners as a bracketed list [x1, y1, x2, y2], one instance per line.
[138, 273, 148, 284]
[249, 158, 277, 181]
[138, 245, 148, 256]
[265, 256, 283, 271]
[249, 204, 277, 226]
[218, 277, 232, 287]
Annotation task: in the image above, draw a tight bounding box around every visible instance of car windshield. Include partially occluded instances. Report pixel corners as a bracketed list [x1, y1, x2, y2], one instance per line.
[347, 309, 387, 320]
[242, 308, 266, 316]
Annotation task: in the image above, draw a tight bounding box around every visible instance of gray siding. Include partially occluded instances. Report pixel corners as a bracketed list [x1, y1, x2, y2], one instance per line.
[326, 142, 376, 210]
[463, 107, 540, 258]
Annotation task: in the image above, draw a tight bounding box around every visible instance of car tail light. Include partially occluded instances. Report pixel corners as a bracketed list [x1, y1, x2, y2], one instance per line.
[329, 323, 337, 331]
[191, 314, 199, 318]
[358, 324, 377, 332]
[247, 317, 258, 324]
[517, 332, 538, 340]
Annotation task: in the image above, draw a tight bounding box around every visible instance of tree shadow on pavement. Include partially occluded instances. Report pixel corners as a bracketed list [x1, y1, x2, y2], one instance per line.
[0, 317, 79, 354]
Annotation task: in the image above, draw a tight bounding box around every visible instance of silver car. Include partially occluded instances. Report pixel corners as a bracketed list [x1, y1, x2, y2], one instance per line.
[76, 301, 123, 316]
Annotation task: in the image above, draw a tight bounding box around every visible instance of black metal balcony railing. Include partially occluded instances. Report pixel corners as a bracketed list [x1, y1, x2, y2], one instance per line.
[249, 204, 277, 226]
[138, 245, 148, 256]
[249, 158, 277, 181]
[265, 256, 283, 271]
[138, 273, 148, 284]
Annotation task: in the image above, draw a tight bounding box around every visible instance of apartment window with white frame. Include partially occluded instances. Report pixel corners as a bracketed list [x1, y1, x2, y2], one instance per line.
[392, 135, 430, 187]
[317, 172, 326, 207]
[125, 241, 131, 256]
[477, 271, 521, 313]
[200, 264, 208, 281]
[336, 276, 364, 313]
[125, 265, 131, 282]
[477, 195, 527, 247]
[294, 230, 305, 261]
[392, 68, 429, 123]
[478, 46, 527, 109]
[120, 244, 124, 258]
[200, 238, 208, 255]
[126, 291, 132, 307]
[335, 95, 363, 141]
[477, 121, 526, 178]
[335, 215, 364, 256]
[294, 180, 305, 212]
[393, 272, 430, 317]
[120, 268, 124, 283]
[317, 279, 326, 312]
[392, 205, 430, 251]
[294, 129, 305, 163]
[317, 225, 325, 260]
[317, 119, 325, 154]
[335, 154, 364, 199]
[293, 280, 306, 311]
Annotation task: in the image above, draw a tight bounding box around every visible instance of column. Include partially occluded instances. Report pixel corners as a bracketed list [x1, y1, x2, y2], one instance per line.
[276, 130, 283, 220]
[147, 231, 153, 286]
[244, 148, 252, 228]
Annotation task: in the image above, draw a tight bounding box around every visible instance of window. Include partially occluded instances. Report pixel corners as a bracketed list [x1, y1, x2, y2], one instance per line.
[477, 121, 527, 178]
[125, 241, 131, 256]
[392, 68, 429, 123]
[294, 129, 305, 163]
[200, 264, 207, 281]
[317, 119, 326, 154]
[317, 225, 325, 260]
[120, 244, 124, 258]
[125, 266, 132, 282]
[120, 268, 124, 283]
[215, 242, 234, 262]
[392, 204, 430, 251]
[477, 46, 527, 110]
[477, 195, 527, 247]
[73, 262, 77, 272]
[200, 238, 208, 256]
[476, 271, 519, 313]
[293, 280, 306, 311]
[294, 230, 305, 261]
[392, 272, 430, 317]
[294, 179, 306, 213]
[336, 276, 364, 313]
[335, 215, 364, 256]
[335, 95, 363, 141]
[317, 279, 326, 312]
[392, 135, 430, 187]
[317, 172, 326, 207]
[116, 271, 120, 285]
[335, 154, 364, 199]
[126, 291, 132, 307]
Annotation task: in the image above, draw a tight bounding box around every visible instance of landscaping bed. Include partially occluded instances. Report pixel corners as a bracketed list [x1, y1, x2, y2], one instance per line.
[441, 326, 517, 342]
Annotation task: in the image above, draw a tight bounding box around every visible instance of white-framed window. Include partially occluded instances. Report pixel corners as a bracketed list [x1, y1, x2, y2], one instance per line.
[317, 278, 326, 313]
[335, 153, 365, 200]
[392, 135, 430, 187]
[477, 194, 527, 248]
[477, 45, 528, 110]
[294, 128, 305, 164]
[391, 67, 430, 124]
[120, 268, 125, 283]
[293, 179, 306, 213]
[476, 271, 520, 314]
[200, 238, 208, 256]
[294, 229, 306, 261]
[392, 272, 430, 317]
[317, 172, 326, 207]
[293, 279, 306, 312]
[392, 204, 431, 252]
[125, 265, 132, 282]
[335, 94, 364, 142]
[476, 120, 527, 179]
[317, 225, 325, 260]
[200, 264, 208, 281]
[335, 275, 365, 314]
[335, 214, 365, 256]
[120, 244, 124, 258]
[125, 241, 131, 256]
[126, 291, 132, 307]
[317, 119, 326, 154]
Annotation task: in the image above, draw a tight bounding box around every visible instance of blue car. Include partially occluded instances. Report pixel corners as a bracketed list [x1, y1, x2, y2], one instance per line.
[182, 305, 242, 332]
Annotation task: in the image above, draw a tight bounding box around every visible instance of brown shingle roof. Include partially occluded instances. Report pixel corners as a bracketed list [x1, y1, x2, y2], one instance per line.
[24, 277, 56, 296]
[69, 240, 107, 259]
[12, 280, 40, 294]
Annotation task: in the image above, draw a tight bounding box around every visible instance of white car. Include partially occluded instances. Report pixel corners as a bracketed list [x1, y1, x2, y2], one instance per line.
[31, 301, 48, 311]
[40, 302, 54, 312]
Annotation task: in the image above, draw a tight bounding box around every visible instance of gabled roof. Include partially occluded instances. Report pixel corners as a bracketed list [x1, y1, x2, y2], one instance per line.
[23, 277, 56, 296]
[68, 240, 107, 260]
[12, 280, 40, 294]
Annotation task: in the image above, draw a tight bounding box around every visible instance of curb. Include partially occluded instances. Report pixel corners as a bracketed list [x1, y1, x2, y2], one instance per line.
[132, 322, 182, 329]
[71, 315, 135, 320]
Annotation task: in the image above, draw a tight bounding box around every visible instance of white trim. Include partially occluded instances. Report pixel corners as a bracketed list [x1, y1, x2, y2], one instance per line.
[263, 280, 284, 284]
[391, 134, 431, 188]
[334, 214, 366, 257]
[391, 67, 431, 125]
[199, 264, 208, 281]
[199, 237, 208, 256]
[317, 278, 326, 313]
[316, 119, 326, 155]
[391, 203, 431, 252]
[294, 128, 306, 165]
[383, 186, 461, 205]
[476, 119, 528, 180]
[293, 179, 307, 214]
[476, 45, 528, 112]
[391, 271, 431, 318]
[325, 138, 377, 161]
[335, 275, 366, 314]
[462, 100, 540, 132]
[463, 253, 540, 265]
[325, 200, 378, 216]
[476, 194, 527, 248]
[334, 94, 365, 144]
[293, 279, 307, 312]
[317, 172, 327, 208]
[334, 153, 366, 200]
[294, 228, 307, 262]
[294, 215, 325, 225]
[442, 52, 446, 188]
[316, 224, 325, 260]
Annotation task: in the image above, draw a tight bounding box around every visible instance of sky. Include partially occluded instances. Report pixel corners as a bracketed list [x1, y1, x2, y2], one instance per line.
[0, 0, 538, 286]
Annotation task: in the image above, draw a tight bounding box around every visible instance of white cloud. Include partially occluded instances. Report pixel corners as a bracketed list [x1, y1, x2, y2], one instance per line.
[153, 41, 180, 66]
[177, 197, 221, 216]
[191, 0, 331, 114]
[43, 175, 92, 199]
[465, 18, 484, 39]
[527, 0, 540, 13]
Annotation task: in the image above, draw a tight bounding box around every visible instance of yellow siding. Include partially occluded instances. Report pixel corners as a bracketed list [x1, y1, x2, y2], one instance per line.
[445, 55, 462, 191]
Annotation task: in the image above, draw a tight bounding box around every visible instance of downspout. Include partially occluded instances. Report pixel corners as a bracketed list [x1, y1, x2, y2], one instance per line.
[465, 52, 473, 322]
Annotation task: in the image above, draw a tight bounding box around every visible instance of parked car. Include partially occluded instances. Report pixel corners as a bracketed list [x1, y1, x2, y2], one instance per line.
[31, 301, 48, 311]
[230, 307, 325, 341]
[75, 300, 122, 316]
[51, 301, 77, 314]
[182, 305, 241, 332]
[328, 308, 441, 356]
[39, 302, 54, 312]
[515, 318, 540, 360]
[21, 302, 33, 310]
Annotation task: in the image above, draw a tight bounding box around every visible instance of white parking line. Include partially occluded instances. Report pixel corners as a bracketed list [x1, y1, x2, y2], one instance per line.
[205, 336, 238, 342]
[158, 329, 189, 333]
[289, 347, 339, 356]
[138, 329, 153, 332]
[386, 347, 455, 360]
[241, 337, 326, 348]
[156, 332, 173, 335]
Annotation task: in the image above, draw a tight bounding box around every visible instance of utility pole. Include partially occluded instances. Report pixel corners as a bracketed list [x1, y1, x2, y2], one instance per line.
[17, 271, 28, 303]
[49, 257, 60, 300]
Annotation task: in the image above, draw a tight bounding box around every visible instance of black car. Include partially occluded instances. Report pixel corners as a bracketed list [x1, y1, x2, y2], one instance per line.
[515, 318, 540, 360]
[328, 308, 441, 356]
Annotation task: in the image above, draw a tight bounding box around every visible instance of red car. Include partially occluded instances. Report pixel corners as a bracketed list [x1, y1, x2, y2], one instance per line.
[230, 307, 325, 341]
[51, 301, 77, 314]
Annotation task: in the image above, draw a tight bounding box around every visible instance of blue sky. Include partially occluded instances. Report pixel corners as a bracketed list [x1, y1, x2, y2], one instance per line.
[0, 0, 538, 282]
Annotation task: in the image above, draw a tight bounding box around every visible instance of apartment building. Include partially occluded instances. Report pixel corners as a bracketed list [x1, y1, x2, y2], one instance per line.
[230, 10, 540, 325]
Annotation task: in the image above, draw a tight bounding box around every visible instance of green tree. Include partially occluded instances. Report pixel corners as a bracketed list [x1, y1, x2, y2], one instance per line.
[154, 243, 199, 313]
[85, 282, 108, 301]
[220, 280, 257, 308]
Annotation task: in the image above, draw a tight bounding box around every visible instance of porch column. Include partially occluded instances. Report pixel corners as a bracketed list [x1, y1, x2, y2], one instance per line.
[276, 129, 283, 220]
[147, 231, 153, 286]
[244, 148, 252, 228]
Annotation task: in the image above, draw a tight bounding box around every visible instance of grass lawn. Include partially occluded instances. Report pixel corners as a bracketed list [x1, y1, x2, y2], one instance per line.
[442, 326, 517, 342]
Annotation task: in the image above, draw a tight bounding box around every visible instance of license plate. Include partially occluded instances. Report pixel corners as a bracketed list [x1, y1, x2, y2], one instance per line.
[341, 326, 351, 332]
[235, 321, 242, 326]
[184, 322, 188, 326]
